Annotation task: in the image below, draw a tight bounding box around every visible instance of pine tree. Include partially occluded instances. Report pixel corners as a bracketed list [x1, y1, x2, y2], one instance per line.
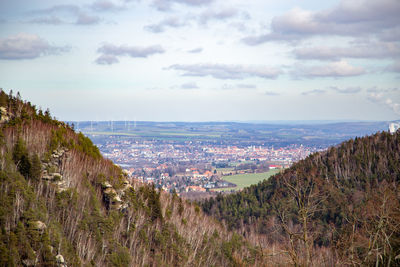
[29, 154, 42, 181]
[13, 138, 31, 178]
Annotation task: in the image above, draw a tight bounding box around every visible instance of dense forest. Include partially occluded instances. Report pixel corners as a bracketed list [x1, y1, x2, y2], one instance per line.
[202, 127, 400, 266]
[0, 90, 268, 266]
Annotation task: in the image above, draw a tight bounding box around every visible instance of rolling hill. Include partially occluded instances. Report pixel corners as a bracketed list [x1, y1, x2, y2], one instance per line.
[202, 128, 400, 266]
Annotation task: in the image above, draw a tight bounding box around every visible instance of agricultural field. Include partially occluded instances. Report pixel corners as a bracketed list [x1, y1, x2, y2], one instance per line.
[213, 169, 281, 192]
[78, 120, 389, 147]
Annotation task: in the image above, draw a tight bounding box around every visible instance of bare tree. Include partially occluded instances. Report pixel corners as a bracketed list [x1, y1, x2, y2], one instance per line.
[361, 182, 400, 266]
[275, 173, 326, 266]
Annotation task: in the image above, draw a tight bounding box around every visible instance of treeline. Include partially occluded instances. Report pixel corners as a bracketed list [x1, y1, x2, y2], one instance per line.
[202, 130, 400, 266]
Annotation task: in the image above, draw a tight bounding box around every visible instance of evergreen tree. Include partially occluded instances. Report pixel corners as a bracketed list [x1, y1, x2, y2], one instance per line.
[29, 154, 42, 181]
[12, 138, 31, 178]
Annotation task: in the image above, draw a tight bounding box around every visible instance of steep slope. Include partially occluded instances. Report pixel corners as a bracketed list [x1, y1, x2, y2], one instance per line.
[0, 91, 265, 266]
[202, 130, 400, 266]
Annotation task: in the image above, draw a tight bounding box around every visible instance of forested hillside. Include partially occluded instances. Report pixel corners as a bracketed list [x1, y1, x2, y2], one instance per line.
[2, 89, 399, 266]
[0, 90, 266, 267]
[203, 129, 400, 266]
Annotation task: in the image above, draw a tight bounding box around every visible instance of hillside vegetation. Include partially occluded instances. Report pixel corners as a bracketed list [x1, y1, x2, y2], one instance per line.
[2, 89, 398, 266]
[203, 128, 400, 266]
[0, 90, 267, 266]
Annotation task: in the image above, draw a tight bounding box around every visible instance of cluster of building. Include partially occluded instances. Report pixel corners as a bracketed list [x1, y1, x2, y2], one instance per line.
[90, 136, 322, 193]
[97, 138, 318, 169]
[136, 167, 231, 193]
[203, 145, 314, 165]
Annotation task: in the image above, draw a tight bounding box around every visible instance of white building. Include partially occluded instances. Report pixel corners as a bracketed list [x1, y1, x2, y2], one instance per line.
[389, 122, 400, 134]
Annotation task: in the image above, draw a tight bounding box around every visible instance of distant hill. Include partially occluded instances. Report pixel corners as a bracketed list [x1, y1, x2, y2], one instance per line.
[0, 90, 266, 266]
[76, 120, 390, 147]
[202, 129, 400, 266]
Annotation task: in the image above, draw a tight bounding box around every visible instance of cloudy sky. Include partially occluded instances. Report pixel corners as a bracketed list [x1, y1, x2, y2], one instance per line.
[0, 0, 399, 122]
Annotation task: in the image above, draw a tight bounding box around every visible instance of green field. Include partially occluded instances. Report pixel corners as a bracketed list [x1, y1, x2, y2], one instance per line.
[85, 130, 222, 140]
[159, 132, 221, 138]
[213, 169, 280, 192]
[86, 131, 138, 136]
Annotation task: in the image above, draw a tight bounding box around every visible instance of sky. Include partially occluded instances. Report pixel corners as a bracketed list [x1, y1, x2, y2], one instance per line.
[0, 0, 399, 122]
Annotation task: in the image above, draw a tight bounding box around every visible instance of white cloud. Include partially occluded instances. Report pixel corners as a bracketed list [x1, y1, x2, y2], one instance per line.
[29, 4, 101, 25]
[187, 47, 202, 53]
[96, 43, 165, 64]
[237, 84, 256, 89]
[28, 16, 64, 25]
[90, 1, 125, 12]
[368, 92, 400, 115]
[76, 13, 101, 25]
[181, 82, 199, 89]
[386, 60, 400, 73]
[30, 5, 81, 15]
[220, 83, 257, 90]
[0, 33, 69, 60]
[145, 7, 243, 33]
[264, 91, 279, 96]
[2, 0, 399, 121]
[301, 89, 326, 96]
[367, 87, 399, 93]
[95, 54, 119, 65]
[152, 0, 214, 11]
[330, 86, 362, 94]
[198, 8, 239, 25]
[378, 26, 400, 42]
[292, 60, 365, 78]
[242, 0, 400, 45]
[145, 16, 187, 33]
[293, 42, 400, 61]
[168, 63, 282, 80]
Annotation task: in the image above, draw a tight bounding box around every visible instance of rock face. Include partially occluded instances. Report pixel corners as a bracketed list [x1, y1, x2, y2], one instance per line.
[55, 180, 68, 193]
[32, 220, 47, 231]
[101, 179, 132, 211]
[0, 106, 10, 123]
[22, 258, 37, 267]
[122, 180, 133, 191]
[41, 149, 69, 193]
[102, 181, 112, 189]
[102, 182, 123, 210]
[56, 254, 67, 267]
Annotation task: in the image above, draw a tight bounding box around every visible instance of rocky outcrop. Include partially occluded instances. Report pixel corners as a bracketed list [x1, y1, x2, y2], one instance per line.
[0, 106, 10, 123]
[56, 254, 67, 267]
[22, 257, 37, 267]
[41, 149, 69, 193]
[101, 179, 132, 211]
[121, 179, 133, 191]
[102, 182, 123, 210]
[31, 220, 47, 232]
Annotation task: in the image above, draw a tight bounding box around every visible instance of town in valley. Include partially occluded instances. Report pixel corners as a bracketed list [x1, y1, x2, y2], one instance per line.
[76, 120, 389, 197]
